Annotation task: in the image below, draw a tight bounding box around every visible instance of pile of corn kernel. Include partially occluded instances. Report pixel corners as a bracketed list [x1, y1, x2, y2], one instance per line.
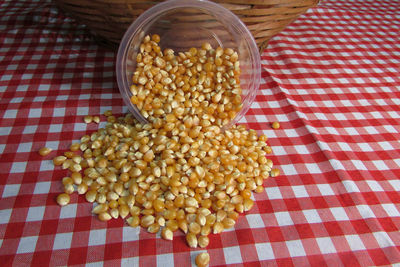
[41, 34, 280, 266]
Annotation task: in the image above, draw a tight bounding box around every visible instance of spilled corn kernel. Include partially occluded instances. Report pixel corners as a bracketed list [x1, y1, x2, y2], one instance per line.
[39, 147, 52, 156]
[195, 252, 210, 267]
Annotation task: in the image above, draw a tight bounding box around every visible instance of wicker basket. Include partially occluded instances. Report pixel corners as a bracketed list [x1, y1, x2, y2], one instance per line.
[54, 0, 318, 51]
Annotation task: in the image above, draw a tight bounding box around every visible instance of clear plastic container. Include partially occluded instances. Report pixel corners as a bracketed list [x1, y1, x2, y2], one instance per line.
[116, 0, 261, 129]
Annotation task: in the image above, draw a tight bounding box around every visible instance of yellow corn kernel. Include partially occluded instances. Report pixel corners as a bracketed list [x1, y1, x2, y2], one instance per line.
[98, 212, 112, 221]
[198, 235, 209, 248]
[39, 147, 52, 156]
[56, 193, 70, 206]
[53, 156, 67, 166]
[186, 232, 198, 248]
[195, 252, 210, 267]
[127, 216, 140, 227]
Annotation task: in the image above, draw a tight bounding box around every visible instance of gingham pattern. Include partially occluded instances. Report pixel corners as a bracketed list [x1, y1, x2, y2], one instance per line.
[1, 0, 400, 266]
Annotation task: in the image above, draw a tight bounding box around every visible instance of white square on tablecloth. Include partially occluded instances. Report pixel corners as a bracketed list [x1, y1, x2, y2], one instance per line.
[1, 74, 12, 81]
[49, 124, 63, 133]
[60, 84, 71, 90]
[302, 209, 322, 224]
[62, 73, 73, 79]
[88, 229, 107, 246]
[337, 142, 351, 151]
[292, 185, 309, 198]
[16, 84, 29, 91]
[388, 111, 400, 119]
[17, 142, 32, 153]
[26, 63, 37, 69]
[317, 184, 335, 196]
[33, 181, 51, 194]
[322, 100, 335, 107]
[356, 205, 375, 219]
[316, 237, 336, 254]
[371, 111, 384, 119]
[4, 109, 18, 118]
[0, 209, 12, 224]
[345, 234, 366, 251]
[305, 100, 317, 107]
[378, 141, 394, 151]
[281, 164, 296, 176]
[342, 180, 360, 193]
[265, 187, 283, 200]
[38, 84, 50, 91]
[333, 113, 347, 121]
[56, 95, 68, 101]
[53, 108, 65, 117]
[366, 180, 384, 191]
[74, 123, 87, 132]
[246, 214, 265, 229]
[383, 125, 397, 133]
[351, 160, 367, 170]
[82, 82, 93, 89]
[254, 115, 268, 123]
[53, 232, 73, 250]
[330, 207, 350, 221]
[315, 112, 328, 121]
[26, 206, 45, 221]
[40, 160, 54, 171]
[267, 100, 281, 108]
[0, 144, 5, 154]
[357, 142, 373, 152]
[103, 81, 113, 89]
[28, 108, 42, 118]
[23, 125, 37, 134]
[255, 242, 274, 260]
[86, 261, 103, 267]
[271, 146, 285, 156]
[250, 101, 261, 109]
[296, 89, 307, 95]
[156, 253, 174, 267]
[293, 145, 309, 154]
[10, 161, 27, 173]
[33, 96, 46, 102]
[275, 211, 294, 226]
[17, 236, 38, 254]
[45, 141, 59, 150]
[305, 163, 322, 174]
[59, 203, 77, 219]
[343, 127, 358, 136]
[286, 239, 306, 257]
[79, 94, 91, 100]
[283, 129, 298, 138]
[77, 107, 89, 115]
[10, 97, 23, 103]
[358, 99, 371, 106]
[224, 245, 243, 264]
[325, 127, 340, 135]
[2, 184, 20, 198]
[329, 158, 345, 171]
[388, 180, 400, 191]
[121, 257, 139, 266]
[373, 231, 395, 248]
[381, 203, 400, 217]
[364, 126, 378, 134]
[122, 226, 140, 242]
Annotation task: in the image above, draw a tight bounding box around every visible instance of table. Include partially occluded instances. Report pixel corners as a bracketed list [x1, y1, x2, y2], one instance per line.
[1, 0, 400, 266]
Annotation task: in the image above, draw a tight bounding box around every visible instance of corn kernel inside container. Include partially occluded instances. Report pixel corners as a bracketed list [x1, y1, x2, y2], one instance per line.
[129, 34, 242, 128]
[52, 35, 279, 252]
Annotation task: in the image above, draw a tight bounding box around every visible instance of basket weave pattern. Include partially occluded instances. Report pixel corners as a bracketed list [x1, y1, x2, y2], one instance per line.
[54, 0, 319, 50]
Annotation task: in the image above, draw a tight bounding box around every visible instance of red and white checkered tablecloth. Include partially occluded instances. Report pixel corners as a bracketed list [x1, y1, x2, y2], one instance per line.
[1, 0, 400, 266]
